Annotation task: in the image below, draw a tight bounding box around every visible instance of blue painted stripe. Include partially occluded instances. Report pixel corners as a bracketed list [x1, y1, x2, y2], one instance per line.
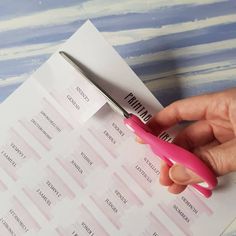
[153, 78, 236, 106]
[0, 21, 85, 48]
[0, 55, 50, 78]
[0, 1, 236, 48]
[1, 19, 236, 64]
[1, 37, 236, 79]
[0, 83, 21, 102]
[131, 48, 236, 77]
[115, 22, 236, 58]
[93, 0, 236, 32]
[143, 63, 236, 83]
[0, 0, 85, 20]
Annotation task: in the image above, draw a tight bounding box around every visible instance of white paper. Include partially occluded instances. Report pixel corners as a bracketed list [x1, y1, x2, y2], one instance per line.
[0, 20, 235, 236]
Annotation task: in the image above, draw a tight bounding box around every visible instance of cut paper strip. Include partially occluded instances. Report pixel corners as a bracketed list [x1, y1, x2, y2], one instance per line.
[87, 104, 131, 158]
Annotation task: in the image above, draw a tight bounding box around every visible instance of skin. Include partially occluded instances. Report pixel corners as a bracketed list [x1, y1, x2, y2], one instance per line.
[146, 88, 236, 194]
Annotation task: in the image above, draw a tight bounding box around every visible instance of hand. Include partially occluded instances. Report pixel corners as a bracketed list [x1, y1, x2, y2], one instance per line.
[147, 88, 236, 194]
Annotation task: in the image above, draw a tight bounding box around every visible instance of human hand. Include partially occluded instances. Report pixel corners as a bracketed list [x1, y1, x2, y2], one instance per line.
[147, 88, 236, 194]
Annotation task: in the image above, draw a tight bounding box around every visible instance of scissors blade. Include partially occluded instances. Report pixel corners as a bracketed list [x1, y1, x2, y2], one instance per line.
[59, 51, 130, 118]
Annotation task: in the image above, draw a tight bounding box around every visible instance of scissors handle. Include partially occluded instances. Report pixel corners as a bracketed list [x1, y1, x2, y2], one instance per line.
[124, 114, 218, 198]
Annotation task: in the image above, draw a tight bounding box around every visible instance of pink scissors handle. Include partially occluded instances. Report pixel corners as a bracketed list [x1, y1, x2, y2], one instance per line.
[124, 114, 218, 198]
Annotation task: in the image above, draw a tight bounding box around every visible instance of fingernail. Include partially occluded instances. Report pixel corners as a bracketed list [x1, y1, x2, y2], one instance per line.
[135, 136, 145, 144]
[169, 165, 192, 185]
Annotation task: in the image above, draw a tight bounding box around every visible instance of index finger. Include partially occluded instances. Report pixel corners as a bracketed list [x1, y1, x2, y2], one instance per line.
[147, 93, 214, 133]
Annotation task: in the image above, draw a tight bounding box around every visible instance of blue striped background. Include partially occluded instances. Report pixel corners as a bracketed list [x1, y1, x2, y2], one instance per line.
[0, 1, 236, 234]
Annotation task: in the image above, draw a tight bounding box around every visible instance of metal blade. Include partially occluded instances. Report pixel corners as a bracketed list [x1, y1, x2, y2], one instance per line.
[59, 51, 130, 118]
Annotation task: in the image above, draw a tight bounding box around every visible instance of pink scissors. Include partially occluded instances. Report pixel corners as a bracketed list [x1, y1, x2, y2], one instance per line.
[60, 51, 217, 198]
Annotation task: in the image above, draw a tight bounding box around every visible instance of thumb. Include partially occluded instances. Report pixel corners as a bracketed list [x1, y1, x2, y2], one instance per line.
[169, 139, 236, 185]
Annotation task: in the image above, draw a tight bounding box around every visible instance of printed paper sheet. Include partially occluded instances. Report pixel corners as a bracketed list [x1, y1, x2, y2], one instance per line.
[0, 21, 235, 236]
